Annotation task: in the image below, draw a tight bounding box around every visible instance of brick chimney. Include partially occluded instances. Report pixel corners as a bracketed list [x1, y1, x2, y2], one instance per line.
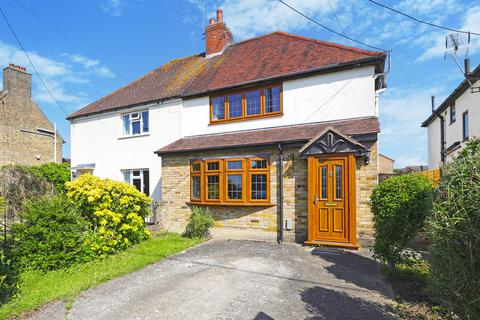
[205, 8, 233, 57]
[3, 64, 31, 97]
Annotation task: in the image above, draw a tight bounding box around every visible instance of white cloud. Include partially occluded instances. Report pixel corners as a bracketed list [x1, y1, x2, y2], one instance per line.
[62, 54, 115, 78]
[101, 0, 126, 17]
[0, 41, 114, 109]
[194, 0, 334, 40]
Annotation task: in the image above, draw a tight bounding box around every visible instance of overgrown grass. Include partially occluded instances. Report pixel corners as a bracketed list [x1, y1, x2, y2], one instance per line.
[0, 233, 201, 320]
[381, 259, 456, 319]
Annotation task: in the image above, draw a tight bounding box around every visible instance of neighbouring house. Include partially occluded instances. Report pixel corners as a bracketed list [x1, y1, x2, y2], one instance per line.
[378, 154, 394, 174]
[395, 165, 429, 174]
[422, 64, 479, 169]
[68, 9, 387, 247]
[0, 64, 63, 165]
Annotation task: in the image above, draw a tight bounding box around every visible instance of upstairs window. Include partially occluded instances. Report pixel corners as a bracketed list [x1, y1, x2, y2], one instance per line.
[463, 110, 469, 141]
[210, 84, 282, 124]
[450, 105, 456, 124]
[123, 110, 149, 136]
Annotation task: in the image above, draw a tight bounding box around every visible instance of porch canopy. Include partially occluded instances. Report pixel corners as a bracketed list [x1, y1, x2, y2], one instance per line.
[155, 117, 379, 156]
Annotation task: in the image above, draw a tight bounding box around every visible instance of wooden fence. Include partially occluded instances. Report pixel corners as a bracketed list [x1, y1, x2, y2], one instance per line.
[418, 168, 441, 186]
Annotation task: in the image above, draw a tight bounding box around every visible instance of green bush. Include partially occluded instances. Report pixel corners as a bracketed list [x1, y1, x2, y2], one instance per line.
[11, 195, 94, 271]
[28, 162, 70, 193]
[66, 174, 151, 255]
[370, 173, 433, 266]
[0, 243, 18, 304]
[184, 206, 214, 238]
[427, 138, 480, 319]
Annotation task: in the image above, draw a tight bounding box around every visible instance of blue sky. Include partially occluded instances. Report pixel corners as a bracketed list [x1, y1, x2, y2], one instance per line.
[0, 0, 479, 167]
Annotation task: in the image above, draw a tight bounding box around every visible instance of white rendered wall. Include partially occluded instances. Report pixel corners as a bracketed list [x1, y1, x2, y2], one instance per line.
[181, 66, 377, 136]
[70, 100, 183, 200]
[427, 79, 479, 168]
[427, 117, 441, 169]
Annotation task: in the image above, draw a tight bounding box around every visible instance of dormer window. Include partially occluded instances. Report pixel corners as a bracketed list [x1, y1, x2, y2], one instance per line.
[123, 110, 149, 136]
[210, 84, 282, 124]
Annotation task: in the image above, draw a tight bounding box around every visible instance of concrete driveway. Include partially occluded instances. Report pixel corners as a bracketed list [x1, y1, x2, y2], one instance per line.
[32, 239, 397, 320]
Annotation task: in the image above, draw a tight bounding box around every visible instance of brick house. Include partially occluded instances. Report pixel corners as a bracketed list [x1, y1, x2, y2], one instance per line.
[0, 64, 63, 165]
[68, 9, 387, 247]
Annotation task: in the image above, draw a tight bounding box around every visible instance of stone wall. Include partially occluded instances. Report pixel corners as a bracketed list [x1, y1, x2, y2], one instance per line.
[158, 141, 378, 245]
[0, 66, 62, 166]
[355, 141, 378, 246]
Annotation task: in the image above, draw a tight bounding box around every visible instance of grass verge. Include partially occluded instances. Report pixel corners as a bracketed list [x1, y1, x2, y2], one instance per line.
[0, 233, 201, 320]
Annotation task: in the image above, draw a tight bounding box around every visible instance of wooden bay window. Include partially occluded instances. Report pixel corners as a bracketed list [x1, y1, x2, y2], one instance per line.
[189, 157, 272, 206]
[209, 83, 282, 124]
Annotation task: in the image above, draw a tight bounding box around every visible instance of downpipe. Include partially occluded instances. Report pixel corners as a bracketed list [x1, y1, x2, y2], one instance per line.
[277, 143, 284, 244]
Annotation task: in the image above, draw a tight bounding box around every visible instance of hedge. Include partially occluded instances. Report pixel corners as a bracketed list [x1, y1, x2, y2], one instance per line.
[370, 173, 433, 266]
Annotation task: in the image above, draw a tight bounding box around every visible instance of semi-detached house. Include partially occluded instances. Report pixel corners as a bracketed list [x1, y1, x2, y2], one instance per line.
[68, 9, 387, 247]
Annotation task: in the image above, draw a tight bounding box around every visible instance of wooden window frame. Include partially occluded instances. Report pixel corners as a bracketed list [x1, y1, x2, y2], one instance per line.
[247, 158, 270, 203]
[188, 158, 272, 206]
[209, 83, 283, 124]
[190, 161, 203, 202]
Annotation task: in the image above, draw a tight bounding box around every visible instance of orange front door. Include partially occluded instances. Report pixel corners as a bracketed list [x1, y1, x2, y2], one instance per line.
[307, 155, 356, 245]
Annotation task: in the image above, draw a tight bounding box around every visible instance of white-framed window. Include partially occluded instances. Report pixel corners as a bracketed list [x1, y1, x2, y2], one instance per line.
[122, 169, 150, 195]
[122, 110, 149, 136]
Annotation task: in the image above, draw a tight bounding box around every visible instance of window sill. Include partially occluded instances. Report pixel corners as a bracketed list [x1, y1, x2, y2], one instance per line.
[118, 133, 150, 140]
[209, 112, 283, 125]
[186, 201, 275, 207]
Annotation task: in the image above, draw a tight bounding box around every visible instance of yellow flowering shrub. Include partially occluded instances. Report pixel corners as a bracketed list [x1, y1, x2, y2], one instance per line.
[66, 174, 152, 254]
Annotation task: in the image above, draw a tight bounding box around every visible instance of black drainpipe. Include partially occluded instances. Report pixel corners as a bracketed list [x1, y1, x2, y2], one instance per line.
[433, 96, 446, 163]
[277, 143, 284, 244]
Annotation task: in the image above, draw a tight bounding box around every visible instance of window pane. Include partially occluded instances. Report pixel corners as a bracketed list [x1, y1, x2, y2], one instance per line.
[192, 163, 201, 172]
[142, 111, 149, 133]
[251, 159, 267, 169]
[228, 93, 243, 118]
[251, 174, 267, 200]
[227, 174, 242, 200]
[207, 175, 220, 199]
[321, 166, 327, 199]
[133, 170, 141, 177]
[212, 97, 225, 120]
[265, 86, 280, 113]
[192, 176, 201, 199]
[246, 90, 261, 116]
[143, 170, 150, 195]
[132, 121, 141, 135]
[123, 171, 130, 183]
[123, 115, 130, 135]
[227, 160, 242, 170]
[463, 111, 469, 140]
[335, 165, 342, 199]
[132, 177, 142, 192]
[207, 162, 220, 171]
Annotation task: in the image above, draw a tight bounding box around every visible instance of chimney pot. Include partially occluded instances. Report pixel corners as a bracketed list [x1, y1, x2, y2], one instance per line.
[205, 9, 233, 56]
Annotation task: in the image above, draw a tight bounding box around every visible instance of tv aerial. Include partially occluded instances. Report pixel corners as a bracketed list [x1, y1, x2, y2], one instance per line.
[444, 32, 479, 93]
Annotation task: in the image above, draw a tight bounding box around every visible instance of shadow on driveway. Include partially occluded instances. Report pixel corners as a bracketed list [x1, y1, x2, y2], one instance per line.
[301, 286, 396, 320]
[312, 248, 393, 298]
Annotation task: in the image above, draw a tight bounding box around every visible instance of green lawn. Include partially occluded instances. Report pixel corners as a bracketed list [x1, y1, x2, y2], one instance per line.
[0, 233, 201, 320]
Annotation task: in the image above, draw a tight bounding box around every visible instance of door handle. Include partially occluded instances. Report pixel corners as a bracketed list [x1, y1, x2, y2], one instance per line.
[314, 194, 320, 204]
